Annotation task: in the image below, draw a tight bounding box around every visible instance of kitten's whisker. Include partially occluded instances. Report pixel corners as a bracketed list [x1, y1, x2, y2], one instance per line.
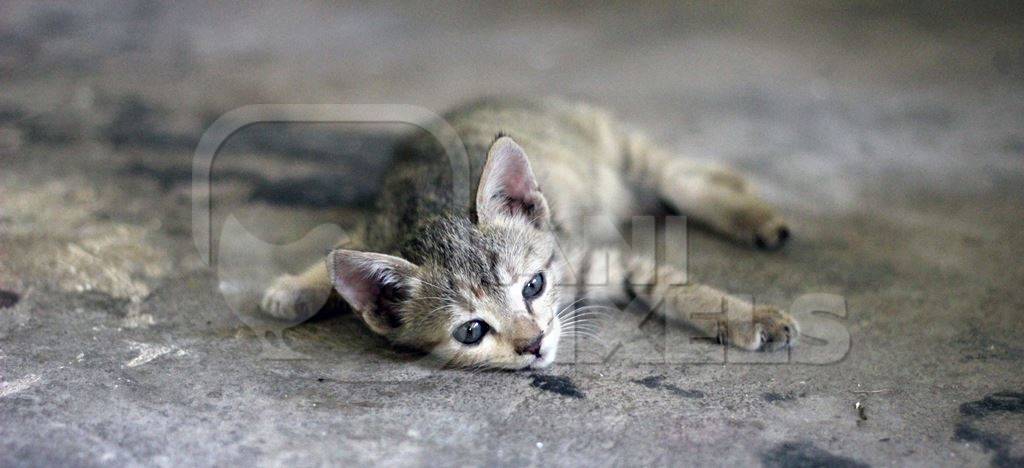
[561, 323, 601, 332]
[567, 332, 602, 340]
[563, 308, 610, 316]
[561, 322, 600, 330]
[558, 311, 611, 323]
[415, 278, 454, 295]
[560, 314, 611, 324]
[562, 327, 600, 336]
[559, 318, 604, 327]
[560, 313, 608, 323]
[561, 314, 604, 321]
[560, 296, 590, 311]
[566, 305, 615, 316]
[569, 331, 607, 342]
[414, 296, 452, 303]
[563, 330, 601, 339]
[563, 332, 606, 344]
[555, 298, 588, 319]
[421, 304, 453, 316]
[555, 332, 609, 351]
[467, 363, 490, 375]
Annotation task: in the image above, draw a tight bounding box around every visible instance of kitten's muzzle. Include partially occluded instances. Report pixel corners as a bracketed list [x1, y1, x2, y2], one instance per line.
[516, 333, 545, 357]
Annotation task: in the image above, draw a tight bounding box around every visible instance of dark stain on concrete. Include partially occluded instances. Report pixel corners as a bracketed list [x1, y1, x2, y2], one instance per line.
[634, 375, 666, 389]
[761, 441, 870, 468]
[0, 289, 20, 308]
[0, 103, 27, 123]
[960, 392, 1024, 417]
[19, 113, 81, 144]
[954, 391, 1024, 468]
[530, 374, 584, 399]
[667, 387, 705, 399]
[632, 375, 705, 399]
[955, 329, 1024, 362]
[763, 392, 796, 403]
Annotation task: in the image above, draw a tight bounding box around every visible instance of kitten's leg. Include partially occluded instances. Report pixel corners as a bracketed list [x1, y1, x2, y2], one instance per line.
[578, 248, 798, 351]
[260, 232, 362, 320]
[261, 226, 369, 321]
[260, 260, 334, 321]
[623, 132, 790, 249]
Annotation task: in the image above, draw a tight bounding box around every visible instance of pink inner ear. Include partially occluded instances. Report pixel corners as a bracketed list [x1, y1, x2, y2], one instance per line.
[478, 137, 544, 221]
[332, 266, 378, 312]
[331, 257, 403, 310]
[494, 162, 537, 200]
[326, 250, 417, 332]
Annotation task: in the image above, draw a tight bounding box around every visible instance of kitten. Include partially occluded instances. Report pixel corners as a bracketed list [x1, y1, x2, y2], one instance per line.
[261, 97, 797, 369]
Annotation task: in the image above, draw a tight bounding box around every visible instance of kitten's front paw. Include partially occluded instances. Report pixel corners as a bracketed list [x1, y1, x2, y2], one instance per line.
[751, 217, 791, 251]
[260, 275, 329, 322]
[717, 307, 799, 352]
[732, 201, 790, 250]
[753, 307, 799, 351]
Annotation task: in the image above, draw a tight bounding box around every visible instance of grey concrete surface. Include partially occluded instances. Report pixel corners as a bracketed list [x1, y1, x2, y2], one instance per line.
[2, 1, 1024, 466]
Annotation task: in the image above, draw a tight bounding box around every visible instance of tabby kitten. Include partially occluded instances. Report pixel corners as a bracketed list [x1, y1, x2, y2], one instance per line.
[261, 97, 797, 369]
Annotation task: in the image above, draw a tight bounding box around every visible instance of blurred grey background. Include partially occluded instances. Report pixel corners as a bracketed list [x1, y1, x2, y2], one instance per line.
[1, 1, 1023, 467]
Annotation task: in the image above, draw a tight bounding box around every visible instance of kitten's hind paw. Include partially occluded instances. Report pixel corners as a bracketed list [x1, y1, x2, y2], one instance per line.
[717, 307, 799, 352]
[260, 275, 329, 322]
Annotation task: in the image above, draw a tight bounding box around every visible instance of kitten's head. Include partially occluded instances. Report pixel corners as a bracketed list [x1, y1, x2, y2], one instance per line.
[327, 136, 564, 369]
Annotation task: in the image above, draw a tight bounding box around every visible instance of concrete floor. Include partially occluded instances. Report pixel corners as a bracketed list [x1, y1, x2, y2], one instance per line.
[2, 1, 1023, 466]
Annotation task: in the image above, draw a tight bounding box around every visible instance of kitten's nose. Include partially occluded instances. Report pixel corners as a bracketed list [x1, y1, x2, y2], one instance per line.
[517, 333, 544, 357]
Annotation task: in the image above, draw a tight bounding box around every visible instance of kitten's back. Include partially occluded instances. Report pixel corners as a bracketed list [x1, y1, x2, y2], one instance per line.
[372, 97, 627, 249]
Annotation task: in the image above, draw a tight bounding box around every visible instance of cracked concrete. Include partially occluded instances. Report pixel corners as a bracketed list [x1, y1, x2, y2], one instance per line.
[1, 1, 1023, 466]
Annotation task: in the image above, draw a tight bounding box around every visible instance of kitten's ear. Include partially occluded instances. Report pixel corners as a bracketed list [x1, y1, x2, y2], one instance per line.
[326, 249, 418, 335]
[476, 136, 550, 228]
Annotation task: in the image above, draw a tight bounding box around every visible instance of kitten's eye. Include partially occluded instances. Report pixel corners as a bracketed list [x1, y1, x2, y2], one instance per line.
[452, 320, 489, 345]
[522, 272, 545, 300]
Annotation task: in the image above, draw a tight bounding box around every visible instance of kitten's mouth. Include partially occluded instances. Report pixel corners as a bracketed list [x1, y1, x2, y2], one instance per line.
[526, 329, 559, 369]
[528, 353, 555, 369]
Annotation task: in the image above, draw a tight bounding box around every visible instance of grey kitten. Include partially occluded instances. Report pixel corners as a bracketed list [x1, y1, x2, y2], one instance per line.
[262, 97, 797, 369]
